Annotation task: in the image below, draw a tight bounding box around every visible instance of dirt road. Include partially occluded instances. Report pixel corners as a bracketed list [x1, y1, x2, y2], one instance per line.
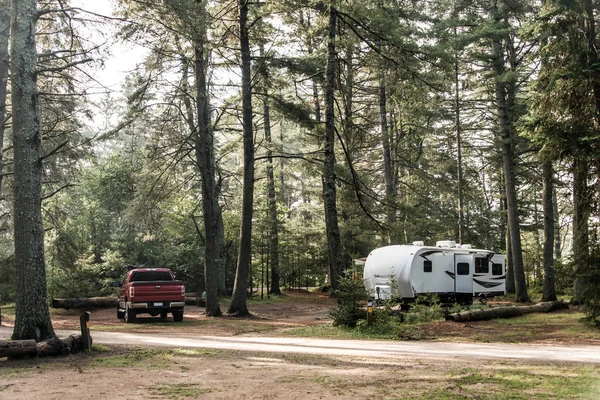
[2, 326, 599, 363]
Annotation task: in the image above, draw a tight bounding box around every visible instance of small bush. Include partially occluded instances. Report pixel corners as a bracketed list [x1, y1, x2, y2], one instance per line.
[403, 294, 446, 324]
[581, 270, 600, 324]
[329, 272, 368, 327]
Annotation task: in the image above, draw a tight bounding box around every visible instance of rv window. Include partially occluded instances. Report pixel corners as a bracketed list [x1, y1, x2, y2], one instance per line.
[424, 260, 432, 273]
[475, 258, 489, 274]
[492, 263, 503, 275]
[457, 262, 470, 275]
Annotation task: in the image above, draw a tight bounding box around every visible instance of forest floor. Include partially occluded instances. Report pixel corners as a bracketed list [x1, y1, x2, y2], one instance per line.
[1, 290, 600, 399]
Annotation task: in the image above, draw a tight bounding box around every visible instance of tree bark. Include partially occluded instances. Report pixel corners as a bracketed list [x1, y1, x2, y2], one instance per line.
[11, 0, 56, 341]
[541, 159, 557, 301]
[259, 45, 281, 295]
[490, 10, 529, 303]
[552, 188, 561, 259]
[191, 1, 221, 317]
[0, 0, 10, 195]
[501, 180, 515, 294]
[572, 158, 590, 303]
[454, 30, 465, 245]
[322, 0, 343, 290]
[377, 0, 395, 244]
[227, 0, 253, 316]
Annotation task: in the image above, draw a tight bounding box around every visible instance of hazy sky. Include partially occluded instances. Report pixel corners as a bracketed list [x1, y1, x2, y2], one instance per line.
[70, 0, 148, 127]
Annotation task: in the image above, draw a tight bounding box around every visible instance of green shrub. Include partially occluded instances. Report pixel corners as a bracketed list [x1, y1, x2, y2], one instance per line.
[581, 270, 600, 324]
[329, 272, 368, 327]
[403, 294, 446, 324]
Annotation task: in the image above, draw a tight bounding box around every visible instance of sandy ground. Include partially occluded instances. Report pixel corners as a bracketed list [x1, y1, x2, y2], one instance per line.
[46, 289, 337, 337]
[3, 344, 598, 400]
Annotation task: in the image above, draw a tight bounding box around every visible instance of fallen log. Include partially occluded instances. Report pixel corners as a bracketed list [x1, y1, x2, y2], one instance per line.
[0, 339, 37, 358]
[51, 297, 117, 309]
[446, 300, 569, 322]
[0, 334, 88, 359]
[52, 296, 205, 308]
[185, 296, 206, 307]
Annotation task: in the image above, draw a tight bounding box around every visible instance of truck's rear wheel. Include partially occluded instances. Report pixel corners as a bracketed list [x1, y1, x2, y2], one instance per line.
[173, 310, 184, 322]
[125, 305, 136, 323]
[117, 304, 125, 319]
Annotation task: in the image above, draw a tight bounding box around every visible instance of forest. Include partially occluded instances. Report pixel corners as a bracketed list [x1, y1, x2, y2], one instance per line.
[2, 0, 600, 340]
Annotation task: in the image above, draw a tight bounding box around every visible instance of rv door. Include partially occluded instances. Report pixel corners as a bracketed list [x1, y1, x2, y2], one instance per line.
[454, 254, 474, 294]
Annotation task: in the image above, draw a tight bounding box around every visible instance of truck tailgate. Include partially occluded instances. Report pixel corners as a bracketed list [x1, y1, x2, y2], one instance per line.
[130, 281, 184, 302]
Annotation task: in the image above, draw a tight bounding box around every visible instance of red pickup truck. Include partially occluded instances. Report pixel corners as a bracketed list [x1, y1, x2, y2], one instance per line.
[115, 267, 185, 323]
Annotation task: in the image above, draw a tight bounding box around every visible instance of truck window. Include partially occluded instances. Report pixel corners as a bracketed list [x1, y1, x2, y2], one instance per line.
[492, 263, 503, 276]
[423, 260, 432, 273]
[475, 258, 489, 274]
[457, 262, 470, 275]
[130, 271, 173, 282]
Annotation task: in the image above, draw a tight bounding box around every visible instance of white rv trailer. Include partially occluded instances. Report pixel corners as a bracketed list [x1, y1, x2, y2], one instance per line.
[363, 241, 506, 304]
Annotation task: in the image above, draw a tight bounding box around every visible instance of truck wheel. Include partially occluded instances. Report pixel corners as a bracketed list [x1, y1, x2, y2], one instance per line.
[173, 310, 184, 322]
[117, 304, 125, 319]
[125, 305, 136, 323]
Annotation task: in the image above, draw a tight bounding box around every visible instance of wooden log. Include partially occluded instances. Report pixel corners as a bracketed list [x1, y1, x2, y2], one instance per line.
[51, 297, 117, 309]
[53, 296, 205, 308]
[0, 339, 37, 358]
[0, 334, 88, 359]
[36, 334, 87, 357]
[446, 300, 569, 322]
[185, 296, 206, 307]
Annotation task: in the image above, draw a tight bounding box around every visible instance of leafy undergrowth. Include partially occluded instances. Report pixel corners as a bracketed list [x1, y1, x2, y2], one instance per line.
[287, 304, 600, 345]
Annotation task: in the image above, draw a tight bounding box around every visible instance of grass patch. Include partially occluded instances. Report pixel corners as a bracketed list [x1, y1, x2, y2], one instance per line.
[90, 346, 236, 370]
[412, 365, 600, 400]
[154, 383, 214, 399]
[0, 303, 15, 317]
[285, 323, 410, 340]
[91, 348, 170, 368]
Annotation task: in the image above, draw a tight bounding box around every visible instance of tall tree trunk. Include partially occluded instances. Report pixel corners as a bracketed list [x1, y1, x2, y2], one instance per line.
[378, 0, 395, 244]
[455, 57, 465, 245]
[194, 36, 221, 316]
[228, 0, 253, 316]
[502, 184, 515, 294]
[259, 44, 281, 295]
[541, 158, 557, 301]
[490, 15, 528, 302]
[581, 0, 600, 128]
[11, 0, 56, 341]
[572, 158, 590, 303]
[380, 75, 396, 244]
[0, 0, 9, 195]
[552, 188, 562, 259]
[215, 205, 227, 296]
[322, 0, 343, 290]
[188, 0, 222, 316]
